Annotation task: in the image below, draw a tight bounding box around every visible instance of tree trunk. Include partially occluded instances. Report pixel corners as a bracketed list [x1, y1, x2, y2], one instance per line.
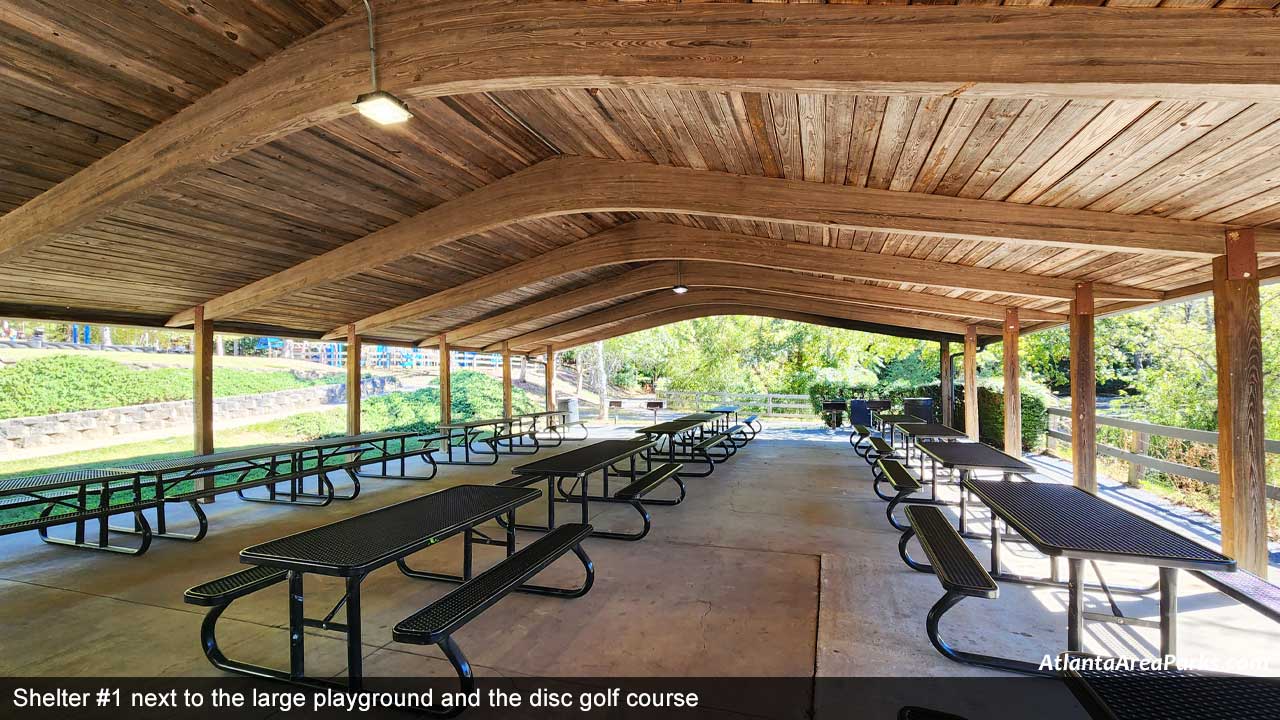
[595, 341, 608, 421]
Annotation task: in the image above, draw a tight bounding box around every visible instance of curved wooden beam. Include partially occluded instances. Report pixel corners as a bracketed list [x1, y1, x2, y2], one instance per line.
[503, 288, 998, 352]
[175, 154, 1256, 327]
[430, 260, 1067, 347]
[321, 220, 1156, 339]
[12, 3, 1279, 268]
[548, 303, 968, 353]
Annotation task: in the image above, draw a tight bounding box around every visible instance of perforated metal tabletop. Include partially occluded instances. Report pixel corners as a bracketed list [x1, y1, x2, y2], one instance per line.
[117, 443, 305, 474]
[0, 468, 141, 497]
[897, 423, 968, 440]
[438, 417, 511, 430]
[706, 406, 739, 413]
[917, 441, 1034, 473]
[514, 439, 655, 477]
[1067, 665, 1280, 720]
[240, 484, 540, 576]
[875, 413, 922, 425]
[966, 480, 1234, 570]
[637, 416, 710, 436]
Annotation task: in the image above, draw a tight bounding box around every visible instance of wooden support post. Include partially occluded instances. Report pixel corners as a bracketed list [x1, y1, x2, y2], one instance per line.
[1003, 308, 1022, 455]
[544, 345, 556, 412]
[1128, 432, 1149, 487]
[1070, 283, 1097, 493]
[193, 306, 214, 500]
[1213, 229, 1267, 575]
[964, 326, 979, 441]
[438, 337, 452, 425]
[501, 342, 513, 417]
[346, 325, 361, 436]
[939, 340, 954, 427]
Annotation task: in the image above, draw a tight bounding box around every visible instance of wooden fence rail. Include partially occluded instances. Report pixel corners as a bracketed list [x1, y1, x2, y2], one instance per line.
[1045, 407, 1280, 501]
[659, 390, 811, 416]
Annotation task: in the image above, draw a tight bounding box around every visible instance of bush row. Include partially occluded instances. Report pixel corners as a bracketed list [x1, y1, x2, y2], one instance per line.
[810, 377, 1051, 452]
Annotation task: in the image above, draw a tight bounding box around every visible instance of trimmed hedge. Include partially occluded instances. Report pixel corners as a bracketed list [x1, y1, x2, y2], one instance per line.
[810, 374, 1051, 452]
[0, 355, 341, 419]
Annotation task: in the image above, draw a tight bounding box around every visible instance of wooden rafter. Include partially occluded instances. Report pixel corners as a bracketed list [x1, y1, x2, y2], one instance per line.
[167, 155, 1265, 328]
[429, 260, 1067, 347]
[502, 289, 999, 352]
[320, 220, 1157, 340]
[549, 303, 975, 352]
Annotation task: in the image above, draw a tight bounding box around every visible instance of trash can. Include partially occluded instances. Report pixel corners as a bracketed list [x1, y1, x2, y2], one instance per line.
[848, 399, 871, 426]
[903, 397, 935, 423]
[557, 397, 580, 424]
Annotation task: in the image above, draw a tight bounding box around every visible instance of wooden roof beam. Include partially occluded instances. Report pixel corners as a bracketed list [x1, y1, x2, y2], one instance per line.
[10, 2, 1280, 266]
[429, 260, 1066, 347]
[494, 289, 999, 352]
[548, 304, 972, 352]
[167, 154, 1262, 328]
[321, 220, 1156, 340]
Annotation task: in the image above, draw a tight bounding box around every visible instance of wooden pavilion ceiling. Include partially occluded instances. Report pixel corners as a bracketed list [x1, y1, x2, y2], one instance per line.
[2, 1, 1280, 349]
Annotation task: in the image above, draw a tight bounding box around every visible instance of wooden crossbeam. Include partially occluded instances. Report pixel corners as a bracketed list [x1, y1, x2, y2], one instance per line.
[428, 260, 1066, 347]
[550, 303, 966, 352]
[169, 155, 1260, 328]
[503, 289, 998, 352]
[9, 3, 1280, 269]
[323, 220, 1155, 340]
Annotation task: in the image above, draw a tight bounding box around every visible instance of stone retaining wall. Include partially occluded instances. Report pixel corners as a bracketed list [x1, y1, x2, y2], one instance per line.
[0, 377, 394, 453]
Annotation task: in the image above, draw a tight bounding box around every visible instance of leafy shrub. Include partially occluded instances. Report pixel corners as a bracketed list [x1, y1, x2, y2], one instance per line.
[0, 355, 340, 419]
[806, 367, 878, 414]
[955, 379, 1051, 452]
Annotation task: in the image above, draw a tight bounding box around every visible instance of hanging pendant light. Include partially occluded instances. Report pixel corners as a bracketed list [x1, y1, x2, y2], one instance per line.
[672, 261, 689, 294]
[352, 1, 412, 125]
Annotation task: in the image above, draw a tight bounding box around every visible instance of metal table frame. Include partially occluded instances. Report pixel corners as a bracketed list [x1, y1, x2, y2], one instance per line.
[965, 479, 1235, 659]
[510, 439, 660, 540]
[232, 485, 543, 691]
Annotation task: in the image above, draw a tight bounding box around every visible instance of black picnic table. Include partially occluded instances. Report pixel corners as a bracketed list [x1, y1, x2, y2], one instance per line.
[237, 484, 541, 690]
[705, 405, 740, 431]
[637, 413, 715, 462]
[895, 422, 967, 466]
[916, 440, 1034, 534]
[436, 417, 518, 464]
[874, 412, 923, 447]
[513, 439, 656, 539]
[0, 467, 148, 553]
[965, 479, 1235, 659]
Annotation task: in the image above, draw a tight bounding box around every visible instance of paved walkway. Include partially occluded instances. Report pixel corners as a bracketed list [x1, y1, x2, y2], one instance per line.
[0, 424, 1276, 718]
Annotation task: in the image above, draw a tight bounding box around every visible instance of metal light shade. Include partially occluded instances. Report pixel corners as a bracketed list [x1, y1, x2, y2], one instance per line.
[672, 284, 689, 294]
[353, 91, 412, 125]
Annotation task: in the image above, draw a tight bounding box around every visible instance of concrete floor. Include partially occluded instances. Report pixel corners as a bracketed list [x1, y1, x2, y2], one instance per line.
[1, 425, 1276, 718]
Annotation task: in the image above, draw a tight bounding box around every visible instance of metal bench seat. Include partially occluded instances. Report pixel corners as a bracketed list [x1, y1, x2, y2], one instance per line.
[878, 459, 921, 530]
[392, 522, 594, 709]
[184, 566, 289, 607]
[899, 505, 1045, 676]
[866, 436, 896, 465]
[496, 474, 544, 489]
[1192, 568, 1280, 624]
[850, 424, 872, 456]
[740, 414, 762, 439]
[724, 423, 751, 449]
[615, 463, 682, 502]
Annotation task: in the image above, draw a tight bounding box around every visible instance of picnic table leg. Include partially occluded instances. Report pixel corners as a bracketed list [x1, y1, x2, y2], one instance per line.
[505, 512, 516, 555]
[463, 530, 474, 580]
[1159, 567, 1178, 661]
[1067, 558, 1084, 652]
[288, 571, 305, 679]
[345, 576, 363, 691]
[579, 473, 589, 525]
[990, 510, 1001, 574]
[957, 470, 969, 534]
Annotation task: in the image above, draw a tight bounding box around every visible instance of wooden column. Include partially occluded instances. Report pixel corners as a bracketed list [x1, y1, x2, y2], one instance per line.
[939, 340, 954, 427]
[544, 345, 556, 412]
[193, 306, 214, 499]
[964, 325, 979, 441]
[346, 325, 361, 436]
[1003, 307, 1021, 455]
[1070, 283, 1097, 492]
[438, 337, 452, 425]
[1213, 229, 1267, 575]
[501, 342, 513, 417]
